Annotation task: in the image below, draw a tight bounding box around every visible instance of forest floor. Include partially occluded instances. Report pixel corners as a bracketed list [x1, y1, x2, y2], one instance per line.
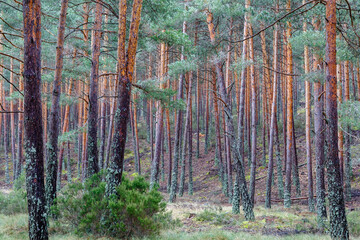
[1, 124, 360, 239]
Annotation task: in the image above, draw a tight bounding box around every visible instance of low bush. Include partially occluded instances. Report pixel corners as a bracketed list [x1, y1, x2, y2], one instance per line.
[51, 173, 167, 239]
[0, 190, 27, 215]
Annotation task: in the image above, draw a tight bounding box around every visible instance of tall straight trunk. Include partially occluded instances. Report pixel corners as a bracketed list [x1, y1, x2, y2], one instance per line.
[2, 81, 10, 183]
[212, 68, 225, 191]
[265, 18, 279, 209]
[86, 0, 103, 177]
[150, 40, 166, 190]
[204, 63, 210, 155]
[337, 64, 344, 181]
[196, 23, 200, 159]
[166, 108, 172, 190]
[81, 3, 90, 181]
[357, 63, 360, 101]
[132, 66, 141, 174]
[77, 80, 83, 178]
[56, 80, 73, 190]
[23, 0, 49, 238]
[234, 10, 248, 214]
[284, 0, 294, 208]
[104, 79, 117, 170]
[304, 12, 314, 211]
[169, 20, 186, 203]
[188, 82, 193, 195]
[9, 59, 17, 178]
[248, 22, 257, 205]
[344, 60, 351, 201]
[179, 73, 192, 197]
[206, 8, 254, 220]
[99, 76, 108, 170]
[106, 0, 143, 196]
[313, 35, 327, 221]
[325, 1, 349, 238]
[45, 0, 69, 210]
[15, 60, 24, 180]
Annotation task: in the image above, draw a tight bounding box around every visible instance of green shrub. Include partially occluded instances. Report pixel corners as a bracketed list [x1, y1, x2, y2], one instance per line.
[52, 173, 167, 239]
[348, 211, 360, 237]
[0, 190, 27, 215]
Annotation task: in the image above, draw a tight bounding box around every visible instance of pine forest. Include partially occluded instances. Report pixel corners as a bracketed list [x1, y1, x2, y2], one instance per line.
[0, 0, 360, 239]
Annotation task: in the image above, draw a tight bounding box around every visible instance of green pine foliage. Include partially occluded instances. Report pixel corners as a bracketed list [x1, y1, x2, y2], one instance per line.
[51, 173, 167, 239]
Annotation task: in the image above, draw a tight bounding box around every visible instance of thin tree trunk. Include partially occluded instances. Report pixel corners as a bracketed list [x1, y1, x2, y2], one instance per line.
[15, 60, 24, 180]
[45, 0, 69, 210]
[169, 20, 186, 203]
[206, 8, 254, 220]
[248, 22, 257, 205]
[265, 17, 279, 209]
[86, 0, 103, 177]
[344, 60, 351, 201]
[284, 0, 294, 208]
[304, 12, 315, 211]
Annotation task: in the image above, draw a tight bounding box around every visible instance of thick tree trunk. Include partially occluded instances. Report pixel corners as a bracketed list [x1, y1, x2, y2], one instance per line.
[325, 1, 349, 238]
[45, 0, 69, 210]
[23, 0, 48, 238]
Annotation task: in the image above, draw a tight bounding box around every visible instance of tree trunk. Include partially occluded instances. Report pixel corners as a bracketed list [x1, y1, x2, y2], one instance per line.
[105, 0, 143, 196]
[304, 9, 314, 212]
[344, 60, 351, 201]
[248, 22, 257, 205]
[206, 8, 254, 220]
[45, 0, 69, 210]
[169, 20, 186, 203]
[325, 1, 349, 238]
[15, 60, 24, 180]
[265, 17, 279, 209]
[86, 0, 103, 177]
[23, 0, 49, 238]
[284, 0, 294, 208]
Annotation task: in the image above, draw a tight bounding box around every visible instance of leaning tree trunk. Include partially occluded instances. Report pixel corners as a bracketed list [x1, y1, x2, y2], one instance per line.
[23, 0, 49, 238]
[325, 1, 349, 238]
[206, 8, 254, 221]
[45, 0, 69, 210]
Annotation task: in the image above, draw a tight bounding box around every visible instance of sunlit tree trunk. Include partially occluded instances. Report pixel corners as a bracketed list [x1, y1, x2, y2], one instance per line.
[325, 1, 349, 238]
[105, 0, 143, 196]
[284, 0, 294, 208]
